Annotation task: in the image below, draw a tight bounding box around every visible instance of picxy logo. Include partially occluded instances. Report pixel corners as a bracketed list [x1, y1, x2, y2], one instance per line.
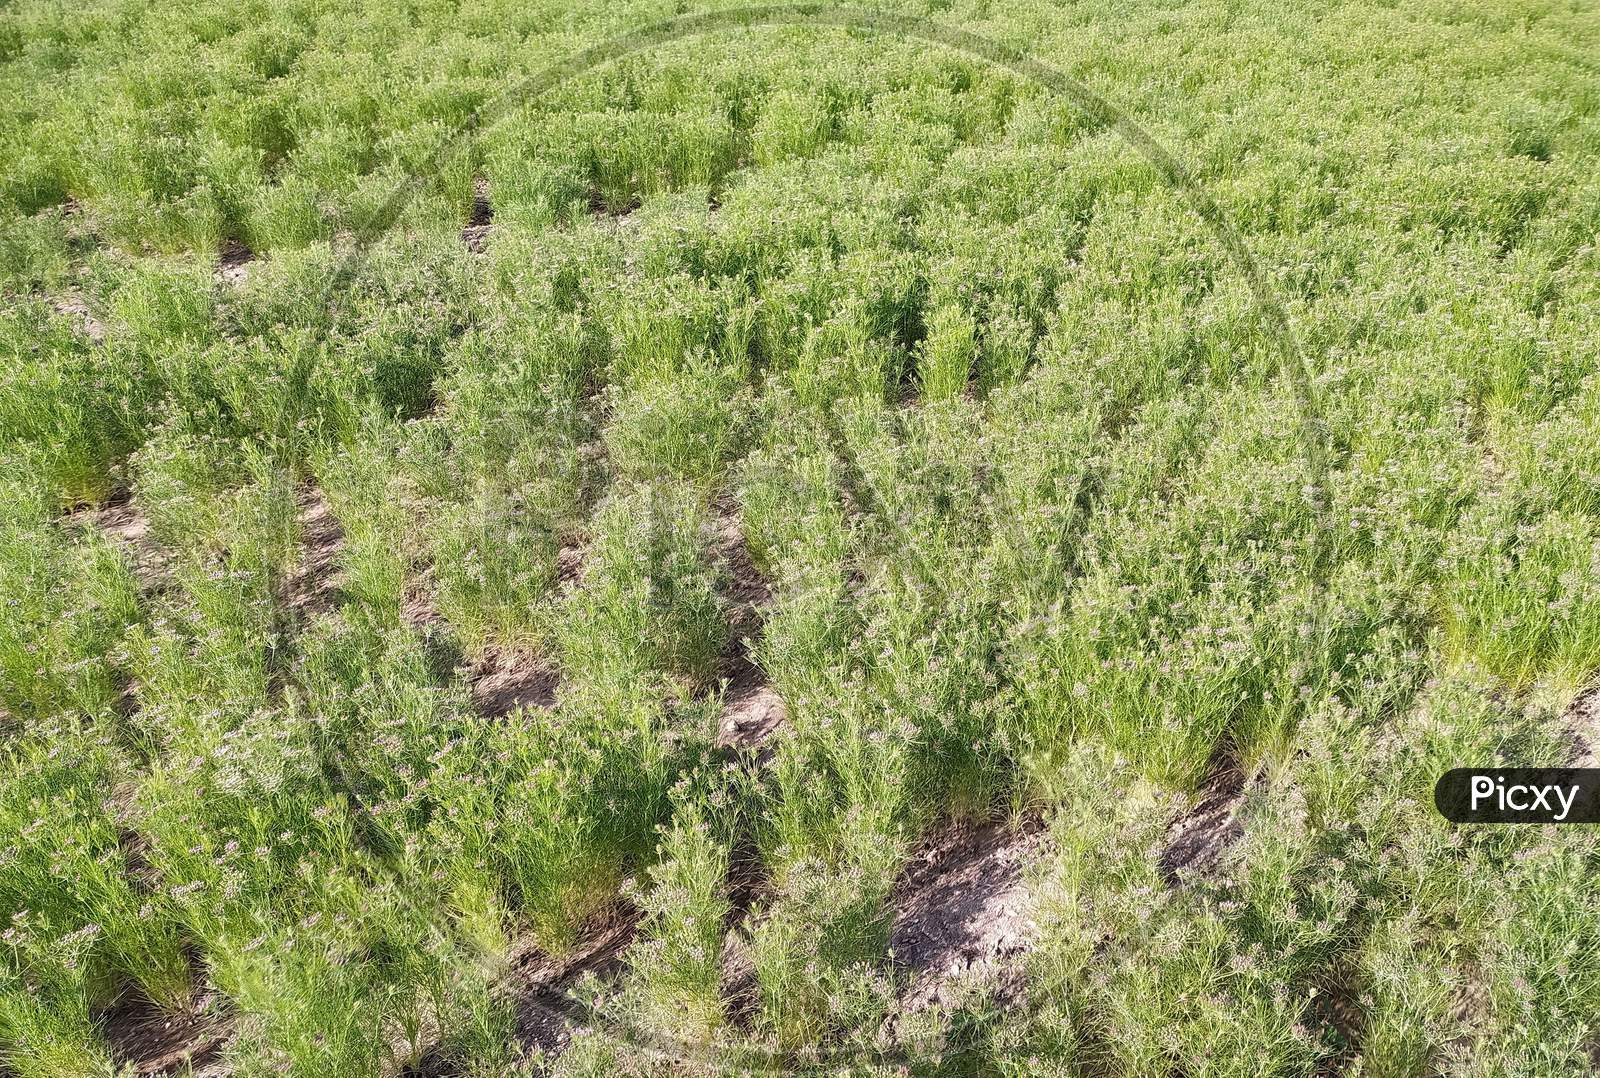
[1435, 768, 1600, 824]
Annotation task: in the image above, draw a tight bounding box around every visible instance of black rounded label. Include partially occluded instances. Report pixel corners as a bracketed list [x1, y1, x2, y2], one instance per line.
[1434, 768, 1600, 824]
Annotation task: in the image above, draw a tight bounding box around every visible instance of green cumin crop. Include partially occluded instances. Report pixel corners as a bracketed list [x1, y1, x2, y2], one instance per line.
[1, 0, 1599, 1073]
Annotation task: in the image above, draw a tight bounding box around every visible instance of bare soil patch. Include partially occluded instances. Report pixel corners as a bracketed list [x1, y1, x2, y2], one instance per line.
[462, 177, 493, 253]
[400, 548, 579, 718]
[1562, 684, 1600, 766]
[505, 904, 641, 1062]
[282, 486, 345, 619]
[1430, 959, 1494, 1078]
[557, 542, 584, 584]
[101, 990, 231, 1077]
[708, 503, 784, 754]
[216, 239, 256, 287]
[716, 675, 787, 755]
[719, 928, 760, 1026]
[1159, 756, 1250, 887]
[401, 567, 444, 632]
[718, 831, 773, 1024]
[49, 289, 106, 341]
[889, 816, 1047, 1014]
[404, 905, 640, 1077]
[470, 645, 558, 716]
[72, 492, 174, 596]
[709, 506, 773, 623]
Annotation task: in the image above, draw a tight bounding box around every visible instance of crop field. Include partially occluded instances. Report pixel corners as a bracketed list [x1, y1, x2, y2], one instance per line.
[3, 0, 1600, 1074]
